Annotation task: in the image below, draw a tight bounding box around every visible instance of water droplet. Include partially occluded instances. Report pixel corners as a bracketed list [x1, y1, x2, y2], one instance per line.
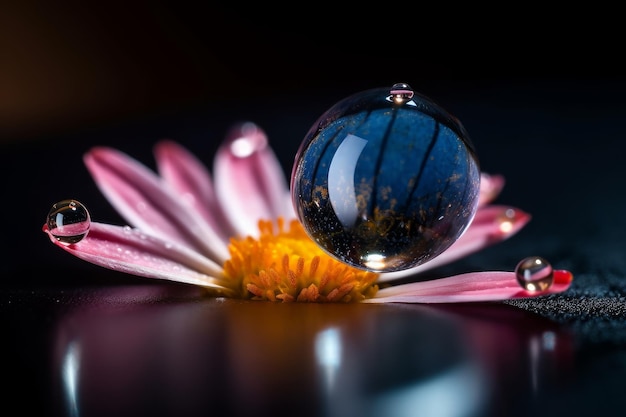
[388, 82, 415, 104]
[515, 256, 554, 291]
[291, 84, 481, 272]
[226, 122, 268, 158]
[46, 199, 91, 244]
[497, 208, 517, 234]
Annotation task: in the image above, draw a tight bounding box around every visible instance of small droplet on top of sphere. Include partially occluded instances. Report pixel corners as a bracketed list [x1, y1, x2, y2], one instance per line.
[290, 83, 481, 272]
[515, 256, 554, 291]
[388, 82, 415, 104]
[46, 199, 91, 244]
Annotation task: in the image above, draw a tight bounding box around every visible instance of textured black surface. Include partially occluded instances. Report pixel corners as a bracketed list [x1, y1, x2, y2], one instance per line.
[2, 80, 626, 416]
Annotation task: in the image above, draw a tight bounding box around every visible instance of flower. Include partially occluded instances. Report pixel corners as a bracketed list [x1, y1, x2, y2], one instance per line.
[43, 122, 573, 303]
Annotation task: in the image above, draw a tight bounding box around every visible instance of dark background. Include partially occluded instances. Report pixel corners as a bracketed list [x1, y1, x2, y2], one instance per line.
[2, 2, 626, 416]
[2, 1, 624, 280]
[2, 1, 624, 141]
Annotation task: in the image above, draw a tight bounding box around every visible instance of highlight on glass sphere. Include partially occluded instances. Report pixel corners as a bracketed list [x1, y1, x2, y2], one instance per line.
[46, 199, 91, 244]
[290, 83, 481, 272]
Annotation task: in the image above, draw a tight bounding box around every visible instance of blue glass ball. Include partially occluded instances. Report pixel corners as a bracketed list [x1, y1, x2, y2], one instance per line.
[290, 83, 481, 272]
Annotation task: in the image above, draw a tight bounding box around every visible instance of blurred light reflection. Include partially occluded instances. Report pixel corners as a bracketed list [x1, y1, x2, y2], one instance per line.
[315, 327, 342, 391]
[368, 363, 485, 417]
[62, 341, 80, 417]
[52, 286, 573, 417]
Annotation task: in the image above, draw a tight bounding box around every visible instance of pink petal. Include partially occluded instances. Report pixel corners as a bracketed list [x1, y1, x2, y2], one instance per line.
[154, 140, 236, 241]
[378, 205, 531, 282]
[43, 222, 234, 295]
[213, 122, 292, 237]
[478, 173, 505, 207]
[84, 146, 229, 262]
[365, 270, 573, 303]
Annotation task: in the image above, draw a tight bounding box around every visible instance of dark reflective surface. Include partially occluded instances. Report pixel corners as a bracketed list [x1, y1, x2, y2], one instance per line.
[0, 283, 578, 417]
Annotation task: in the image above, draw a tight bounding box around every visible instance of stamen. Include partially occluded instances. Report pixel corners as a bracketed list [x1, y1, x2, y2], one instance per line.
[310, 256, 320, 276]
[223, 217, 380, 302]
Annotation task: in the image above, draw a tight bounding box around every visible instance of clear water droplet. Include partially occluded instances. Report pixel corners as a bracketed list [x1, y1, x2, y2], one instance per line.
[497, 208, 517, 234]
[226, 122, 268, 158]
[388, 82, 415, 104]
[515, 256, 554, 291]
[291, 85, 481, 272]
[46, 199, 91, 244]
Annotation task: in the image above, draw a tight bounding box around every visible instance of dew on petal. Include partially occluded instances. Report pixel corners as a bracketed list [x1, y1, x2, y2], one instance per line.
[498, 208, 518, 234]
[515, 256, 554, 291]
[46, 199, 91, 244]
[291, 83, 481, 272]
[226, 122, 268, 158]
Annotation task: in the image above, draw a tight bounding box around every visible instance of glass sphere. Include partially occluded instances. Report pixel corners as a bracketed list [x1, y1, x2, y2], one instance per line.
[290, 83, 481, 272]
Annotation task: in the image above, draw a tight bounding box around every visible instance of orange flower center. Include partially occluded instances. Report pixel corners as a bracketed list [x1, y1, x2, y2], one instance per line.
[223, 218, 380, 302]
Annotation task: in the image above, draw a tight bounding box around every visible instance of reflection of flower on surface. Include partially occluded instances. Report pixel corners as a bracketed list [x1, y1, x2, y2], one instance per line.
[53, 291, 574, 417]
[55, 293, 477, 416]
[43, 122, 573, 303]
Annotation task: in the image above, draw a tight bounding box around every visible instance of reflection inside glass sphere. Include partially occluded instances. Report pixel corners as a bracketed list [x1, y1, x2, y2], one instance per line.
[291, 83, 481, 272]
